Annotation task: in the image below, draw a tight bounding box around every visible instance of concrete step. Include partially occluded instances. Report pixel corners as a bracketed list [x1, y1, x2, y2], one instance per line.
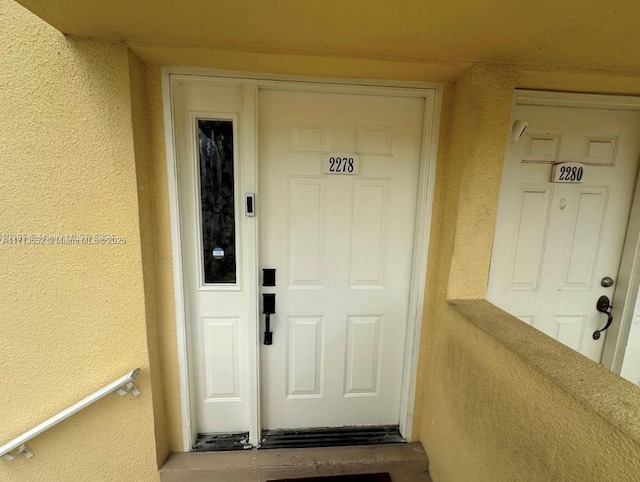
[160, 442, 431, 482]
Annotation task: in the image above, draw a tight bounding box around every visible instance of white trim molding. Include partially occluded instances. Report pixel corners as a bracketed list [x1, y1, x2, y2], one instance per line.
[399, 88, 443, 440]
[161, 68, 197, 450]
[516, 90, 640, 110]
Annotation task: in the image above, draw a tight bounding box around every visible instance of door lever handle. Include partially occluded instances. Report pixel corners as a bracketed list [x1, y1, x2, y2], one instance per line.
[262, 294, 276, 345]
[593, 295, 613, 340]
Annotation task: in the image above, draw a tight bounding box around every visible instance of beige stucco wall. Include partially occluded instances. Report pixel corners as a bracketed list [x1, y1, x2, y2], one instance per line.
[0, 1, 161, 480]
[142, 64, 184, 453]
[5, 0, 640, 480]
[128, 51, 170, 465]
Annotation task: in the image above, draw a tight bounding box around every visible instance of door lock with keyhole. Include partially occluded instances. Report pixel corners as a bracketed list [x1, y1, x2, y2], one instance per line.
[601, 276, 614, 288]
[593, 295, 613, 340]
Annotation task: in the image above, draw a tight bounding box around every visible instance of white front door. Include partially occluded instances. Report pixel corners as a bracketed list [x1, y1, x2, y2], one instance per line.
[489, 103, 640, 362]
[171, 76, 434, 442]
[258, 90, 425, 428]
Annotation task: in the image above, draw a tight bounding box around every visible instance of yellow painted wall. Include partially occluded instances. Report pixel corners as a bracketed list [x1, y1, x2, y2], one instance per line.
[0, 1, 161, 480]
[14, 0, 640, 75]
[142, 64, 184, 453]
[418, 65, 640, 481]
[6, 0, 640, 480]
[128, 51, 170, 465]
[130, 44, 470, 83]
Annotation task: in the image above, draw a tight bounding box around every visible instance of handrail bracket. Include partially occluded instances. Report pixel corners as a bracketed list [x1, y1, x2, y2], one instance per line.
[117, 382, 141, 397]
[2, 444, 34, 461]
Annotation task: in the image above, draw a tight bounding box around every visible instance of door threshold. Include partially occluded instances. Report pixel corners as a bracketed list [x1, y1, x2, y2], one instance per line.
[193, 432, 252, 452]
[160, 442, 431, 482]
[260, 425, 404, 450]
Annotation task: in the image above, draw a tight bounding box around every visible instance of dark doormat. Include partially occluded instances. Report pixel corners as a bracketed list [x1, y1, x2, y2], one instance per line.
[268, 474, 391, 482]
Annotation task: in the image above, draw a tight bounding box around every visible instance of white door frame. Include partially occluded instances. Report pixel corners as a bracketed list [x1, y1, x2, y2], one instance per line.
[162, 67, 442, 450]
[513, 89, 640, 374]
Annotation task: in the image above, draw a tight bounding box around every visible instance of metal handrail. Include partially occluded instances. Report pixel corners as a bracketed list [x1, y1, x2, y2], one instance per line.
[0, 368, 141, 461]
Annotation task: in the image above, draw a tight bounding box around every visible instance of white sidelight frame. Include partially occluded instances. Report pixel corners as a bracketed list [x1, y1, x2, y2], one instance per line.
[509, 89, 640, 375]
[162, 68, 442, 450]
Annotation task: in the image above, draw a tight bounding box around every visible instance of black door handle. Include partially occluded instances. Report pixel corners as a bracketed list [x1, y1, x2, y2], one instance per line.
[263, 294, 276, 345]
[593, 295, 613, 340]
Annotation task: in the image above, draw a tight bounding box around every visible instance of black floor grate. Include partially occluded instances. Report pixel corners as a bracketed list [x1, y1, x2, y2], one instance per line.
[268, 474, 392, 481]
[260, 425, 404, 450]
[193, 432, 252, 452]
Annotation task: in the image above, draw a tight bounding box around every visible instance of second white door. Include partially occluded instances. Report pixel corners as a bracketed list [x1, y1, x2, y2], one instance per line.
[258, 90, 425, 429]
[489, 103, 640, 362]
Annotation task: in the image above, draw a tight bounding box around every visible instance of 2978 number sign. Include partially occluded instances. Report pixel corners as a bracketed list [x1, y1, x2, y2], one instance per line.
[551, 162, 586, 184]
[323, 154, 360, 175]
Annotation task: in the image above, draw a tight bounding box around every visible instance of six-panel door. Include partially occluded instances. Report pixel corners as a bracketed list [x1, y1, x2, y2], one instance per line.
[489, 104, 640, 362]
[258, 90, 425, 429]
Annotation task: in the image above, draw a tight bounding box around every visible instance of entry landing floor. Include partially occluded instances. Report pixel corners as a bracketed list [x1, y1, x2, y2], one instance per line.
[160, 442, 431, 482]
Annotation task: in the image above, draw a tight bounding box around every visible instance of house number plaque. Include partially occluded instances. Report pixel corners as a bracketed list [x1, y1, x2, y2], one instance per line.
[551, 162, 585, 183]
[323, 154, 360, 175]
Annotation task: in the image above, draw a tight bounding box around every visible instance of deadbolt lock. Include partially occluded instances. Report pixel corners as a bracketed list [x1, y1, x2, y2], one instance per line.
[601, 277, 614, 288]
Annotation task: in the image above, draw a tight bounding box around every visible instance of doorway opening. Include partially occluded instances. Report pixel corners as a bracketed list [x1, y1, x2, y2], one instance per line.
[164, 71, 441, 450]
[488, 90, 640, 384]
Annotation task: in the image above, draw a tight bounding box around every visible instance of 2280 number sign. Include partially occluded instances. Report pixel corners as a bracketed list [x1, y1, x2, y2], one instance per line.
[551, 162, 586, 184]
[324, 154, 360, 175]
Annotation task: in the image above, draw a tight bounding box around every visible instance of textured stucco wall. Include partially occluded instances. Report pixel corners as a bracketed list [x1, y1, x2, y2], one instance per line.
[142, 64, 184, 453]
[445, 65, 516, 300]
[0, 1, 160, 480]
[13, 0, 640, 76]
[418, 65, 640, 481]
[128, 51, 170, 465]
[9, 0, 640, 477]
[130, 45, 470, 83]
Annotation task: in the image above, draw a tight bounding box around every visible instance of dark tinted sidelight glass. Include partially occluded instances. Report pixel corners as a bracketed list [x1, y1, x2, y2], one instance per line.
[198, 119, 236, 284]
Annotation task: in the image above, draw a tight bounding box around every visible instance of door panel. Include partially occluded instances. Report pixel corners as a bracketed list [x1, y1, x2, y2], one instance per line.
[288, 177, 326, 287]
[173, 80, 251, 434]
[259, 90, 424, 429]
[489, 104, 640, 362]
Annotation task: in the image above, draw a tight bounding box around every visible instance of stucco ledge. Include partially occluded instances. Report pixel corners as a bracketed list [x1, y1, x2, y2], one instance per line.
[449, 298, 640, 445]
